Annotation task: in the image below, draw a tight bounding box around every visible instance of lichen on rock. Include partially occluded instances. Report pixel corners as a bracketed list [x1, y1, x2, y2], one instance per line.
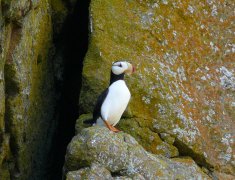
[79, 0, 235, 177]
[0, 0, 74, 179]
[66, 163, 136, 180]
[64, 126, 210, 179]
[76, 114, 179, 158]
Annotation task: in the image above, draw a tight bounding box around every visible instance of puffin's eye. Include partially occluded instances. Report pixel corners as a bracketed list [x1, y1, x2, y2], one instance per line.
[119, 63, 122, 67]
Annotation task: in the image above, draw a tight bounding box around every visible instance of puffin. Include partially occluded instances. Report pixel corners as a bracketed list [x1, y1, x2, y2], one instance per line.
[89, 61, 135, 132]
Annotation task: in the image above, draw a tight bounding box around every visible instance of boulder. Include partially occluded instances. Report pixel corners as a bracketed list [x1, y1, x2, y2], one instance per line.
[64, 126, 210, 179]
[76, 114, 179, 158]
[79, 0, 235, 176]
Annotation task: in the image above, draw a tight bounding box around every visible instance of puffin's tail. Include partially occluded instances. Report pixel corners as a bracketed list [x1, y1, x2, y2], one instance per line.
[83, 118, 95, 125]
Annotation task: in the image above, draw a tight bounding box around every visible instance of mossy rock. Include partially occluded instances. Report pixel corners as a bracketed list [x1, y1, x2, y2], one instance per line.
[75, 114, 178, 158]
[0, 0, 75, 179]
[64, 127, 211, 179]
[79, 0, 235, 175]
[75, 113, 93, 134]
[118, 117, 178, 158]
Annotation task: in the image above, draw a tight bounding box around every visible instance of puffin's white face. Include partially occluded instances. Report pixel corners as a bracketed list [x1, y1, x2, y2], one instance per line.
[111, 61, 135, 75]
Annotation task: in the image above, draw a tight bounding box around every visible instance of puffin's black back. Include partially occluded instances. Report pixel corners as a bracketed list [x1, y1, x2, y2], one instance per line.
[92, 88, 109, 122]
[83, 88, 109, 124]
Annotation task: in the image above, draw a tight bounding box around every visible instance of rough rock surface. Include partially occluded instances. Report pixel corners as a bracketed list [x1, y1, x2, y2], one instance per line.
[0, 0, 72, 179]
[64, 127, 210, 179]
[66, 163, 136, 180]
[79, 0, 235, 177]
[76, 113, 179, 158]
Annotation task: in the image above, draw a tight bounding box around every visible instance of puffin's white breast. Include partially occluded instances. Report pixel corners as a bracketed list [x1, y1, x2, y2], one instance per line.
[101, 80, 130, 126]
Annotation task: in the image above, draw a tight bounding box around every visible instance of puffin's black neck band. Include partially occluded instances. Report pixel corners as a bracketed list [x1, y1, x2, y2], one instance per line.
[110, 71, 124, 85]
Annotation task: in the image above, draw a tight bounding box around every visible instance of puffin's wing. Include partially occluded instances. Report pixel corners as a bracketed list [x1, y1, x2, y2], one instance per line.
[92, 88, 109, 123]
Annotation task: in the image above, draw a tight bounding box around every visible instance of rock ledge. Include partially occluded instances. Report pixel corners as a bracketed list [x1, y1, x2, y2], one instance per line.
[64, 126, 210, 179]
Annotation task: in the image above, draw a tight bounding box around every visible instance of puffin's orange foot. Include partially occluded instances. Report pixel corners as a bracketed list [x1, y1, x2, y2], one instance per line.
[111, 126, 121, 133]
[103, 120, 121, 133]
[103, 120, 112, 130]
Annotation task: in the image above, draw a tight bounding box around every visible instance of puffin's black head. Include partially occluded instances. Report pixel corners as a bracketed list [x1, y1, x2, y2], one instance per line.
[111, 61, 135, 75]
[110, 61, 135, 84]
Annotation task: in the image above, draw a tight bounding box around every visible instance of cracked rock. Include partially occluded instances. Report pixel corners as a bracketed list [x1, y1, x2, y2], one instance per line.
[64, 126, 210, 179]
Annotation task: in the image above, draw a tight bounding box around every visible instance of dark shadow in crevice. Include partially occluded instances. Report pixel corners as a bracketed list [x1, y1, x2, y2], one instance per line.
[173, 138, 213, 170]
[48, 0, 90, 179]
[111, 171, 123, 177]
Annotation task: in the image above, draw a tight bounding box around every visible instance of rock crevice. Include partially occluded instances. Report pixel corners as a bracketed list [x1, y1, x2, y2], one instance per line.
[0, 0, 83, 179]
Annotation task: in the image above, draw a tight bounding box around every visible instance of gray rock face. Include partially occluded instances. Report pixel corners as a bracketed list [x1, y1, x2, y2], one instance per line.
[0, 0, 73, 179]
[66, 163, 135, 180]
[80, 0, 235, 176]
[64, 126, 210, 179]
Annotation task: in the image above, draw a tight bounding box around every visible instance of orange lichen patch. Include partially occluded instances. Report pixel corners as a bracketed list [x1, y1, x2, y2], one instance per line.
[81, 0, 235, 175]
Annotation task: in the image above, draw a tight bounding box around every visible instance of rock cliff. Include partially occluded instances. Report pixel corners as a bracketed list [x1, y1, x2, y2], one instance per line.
[78, 0, 235, 178]
[1, 0, 234, 179]
[0, 0, 74, 179]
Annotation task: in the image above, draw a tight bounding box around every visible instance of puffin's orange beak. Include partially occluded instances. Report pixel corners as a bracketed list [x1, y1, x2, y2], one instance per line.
[125, 62, 135, 74]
